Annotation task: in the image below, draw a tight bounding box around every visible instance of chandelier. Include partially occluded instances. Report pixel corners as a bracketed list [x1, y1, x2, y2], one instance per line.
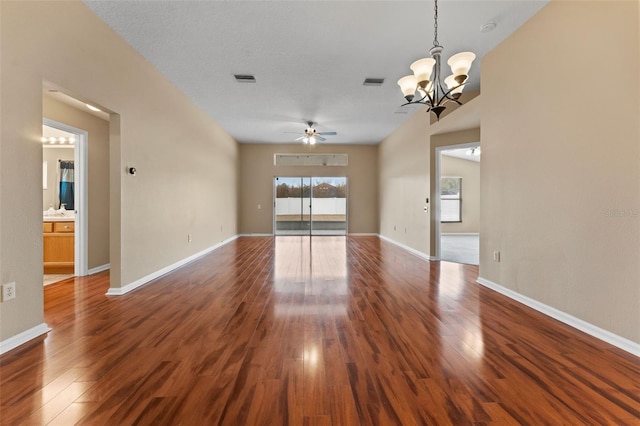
[397, 0, 475, 120]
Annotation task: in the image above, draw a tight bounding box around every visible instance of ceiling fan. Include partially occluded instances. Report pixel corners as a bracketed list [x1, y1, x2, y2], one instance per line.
[287, 121, 337, 144]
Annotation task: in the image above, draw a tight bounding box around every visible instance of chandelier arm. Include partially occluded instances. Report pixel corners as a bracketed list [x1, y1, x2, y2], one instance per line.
[434, 82, 468, 107]
[403, 87, 438, 107]
[400, 99, 429, 107]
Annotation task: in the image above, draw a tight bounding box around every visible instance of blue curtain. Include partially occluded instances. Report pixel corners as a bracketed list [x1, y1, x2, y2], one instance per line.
[59, 160, 74, 210]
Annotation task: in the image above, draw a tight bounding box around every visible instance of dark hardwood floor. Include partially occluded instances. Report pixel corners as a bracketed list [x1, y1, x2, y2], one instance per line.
[0, 236, 638, 425]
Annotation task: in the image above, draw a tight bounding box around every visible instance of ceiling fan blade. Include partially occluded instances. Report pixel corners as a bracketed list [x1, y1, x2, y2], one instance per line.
[284, 132, 303, 134]
[317, 131, 337, 136]
[294, 136, 305, 141]
[316, 136, 327, 142]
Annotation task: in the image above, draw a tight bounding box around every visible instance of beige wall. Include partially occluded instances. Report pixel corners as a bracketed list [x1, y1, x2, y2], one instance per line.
[481, 0, 639, 343]
[379, 92, 480, 257]
[43, 96, 110, 270]
[440, 155, 480, 234]
[378, 108, 431, 253]
[239, 144, 378, 235]
[1, 2, 238, 344]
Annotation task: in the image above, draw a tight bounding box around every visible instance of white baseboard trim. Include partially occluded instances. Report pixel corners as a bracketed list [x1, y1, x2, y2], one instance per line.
[429, 256, 439, 261]
[441, 233, 479, 236]
[476, 277, 640, 357]
[238, 233, 274, 237]
[348, 233, 379, 236]
[106, 235, 239, 296]
[378, 235, 430, 261]
[88, 263, 110, 275]
[0, 323, 50, 356]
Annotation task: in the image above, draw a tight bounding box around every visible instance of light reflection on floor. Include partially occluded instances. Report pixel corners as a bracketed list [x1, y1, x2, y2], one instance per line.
[43, 274, 74, 286]
[273, 236, 348, 317]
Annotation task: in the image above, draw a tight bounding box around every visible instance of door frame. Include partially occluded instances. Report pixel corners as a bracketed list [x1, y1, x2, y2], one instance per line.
[434, 142, 479, 261]
[43, 118, 88, 276]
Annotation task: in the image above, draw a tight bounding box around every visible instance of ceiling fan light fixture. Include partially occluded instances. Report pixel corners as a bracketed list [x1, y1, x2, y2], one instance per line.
[290, 121, 336, 144]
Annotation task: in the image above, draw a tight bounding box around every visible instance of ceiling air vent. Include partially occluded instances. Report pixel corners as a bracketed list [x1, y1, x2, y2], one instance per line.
[234, 74, 256, 83]
[363, 78, 384, 86]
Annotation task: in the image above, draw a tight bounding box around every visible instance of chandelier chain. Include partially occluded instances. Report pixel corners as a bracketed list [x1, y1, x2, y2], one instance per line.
[433, 0, 439, 47]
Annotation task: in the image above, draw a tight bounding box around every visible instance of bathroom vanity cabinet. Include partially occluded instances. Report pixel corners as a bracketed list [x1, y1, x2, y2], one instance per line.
[43, 220, 74, 274]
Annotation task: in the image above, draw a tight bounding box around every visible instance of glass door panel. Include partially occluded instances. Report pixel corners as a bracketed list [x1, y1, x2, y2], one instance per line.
[275, 177, 311, 235]
[310, 177, 347, 235]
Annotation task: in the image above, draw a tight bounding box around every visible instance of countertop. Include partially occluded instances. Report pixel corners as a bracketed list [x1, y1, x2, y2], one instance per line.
[44, 214, 75, 222]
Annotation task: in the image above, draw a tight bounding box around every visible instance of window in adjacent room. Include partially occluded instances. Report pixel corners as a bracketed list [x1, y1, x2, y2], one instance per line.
[441, 177, 461, 222]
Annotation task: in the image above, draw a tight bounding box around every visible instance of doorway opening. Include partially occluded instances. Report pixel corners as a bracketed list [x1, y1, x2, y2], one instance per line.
[42, 119, 88, 284]
[274, 176, 347, 236]
[436, 144, 480, 265]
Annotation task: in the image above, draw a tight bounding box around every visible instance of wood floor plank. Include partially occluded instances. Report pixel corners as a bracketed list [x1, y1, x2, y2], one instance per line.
[0, 235, 637, 425]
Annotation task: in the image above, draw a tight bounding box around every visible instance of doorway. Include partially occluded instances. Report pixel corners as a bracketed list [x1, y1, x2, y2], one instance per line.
[436, 144, 480, 265]
[274, 176, 347, 236]
[42, 119, 88, 284]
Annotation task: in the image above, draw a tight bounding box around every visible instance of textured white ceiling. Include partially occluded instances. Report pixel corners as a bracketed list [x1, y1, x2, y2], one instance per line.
[83, 0, 548, 145]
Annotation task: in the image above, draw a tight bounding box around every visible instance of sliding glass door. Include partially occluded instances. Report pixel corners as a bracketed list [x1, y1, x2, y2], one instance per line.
[274, 176, 347, 236]
[274, 177, 311, 235]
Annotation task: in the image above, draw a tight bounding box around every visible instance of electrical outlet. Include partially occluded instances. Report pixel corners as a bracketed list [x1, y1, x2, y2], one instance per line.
[2, 282, 16, 301]
[493, 251, 501, 262]
[188, 234, 192, 243]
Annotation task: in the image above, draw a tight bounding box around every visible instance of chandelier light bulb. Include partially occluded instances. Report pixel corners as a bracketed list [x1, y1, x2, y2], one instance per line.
[41, 137, 47, 143]
[444, 75, 464, 98]
[69, 137, 75, 144]
[49, 137, 56, 143]
[309, 136, 316, 145]
[447, 52, 476, 81]
[410, 57, 436, 88]
[398, 75, 418, 100]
